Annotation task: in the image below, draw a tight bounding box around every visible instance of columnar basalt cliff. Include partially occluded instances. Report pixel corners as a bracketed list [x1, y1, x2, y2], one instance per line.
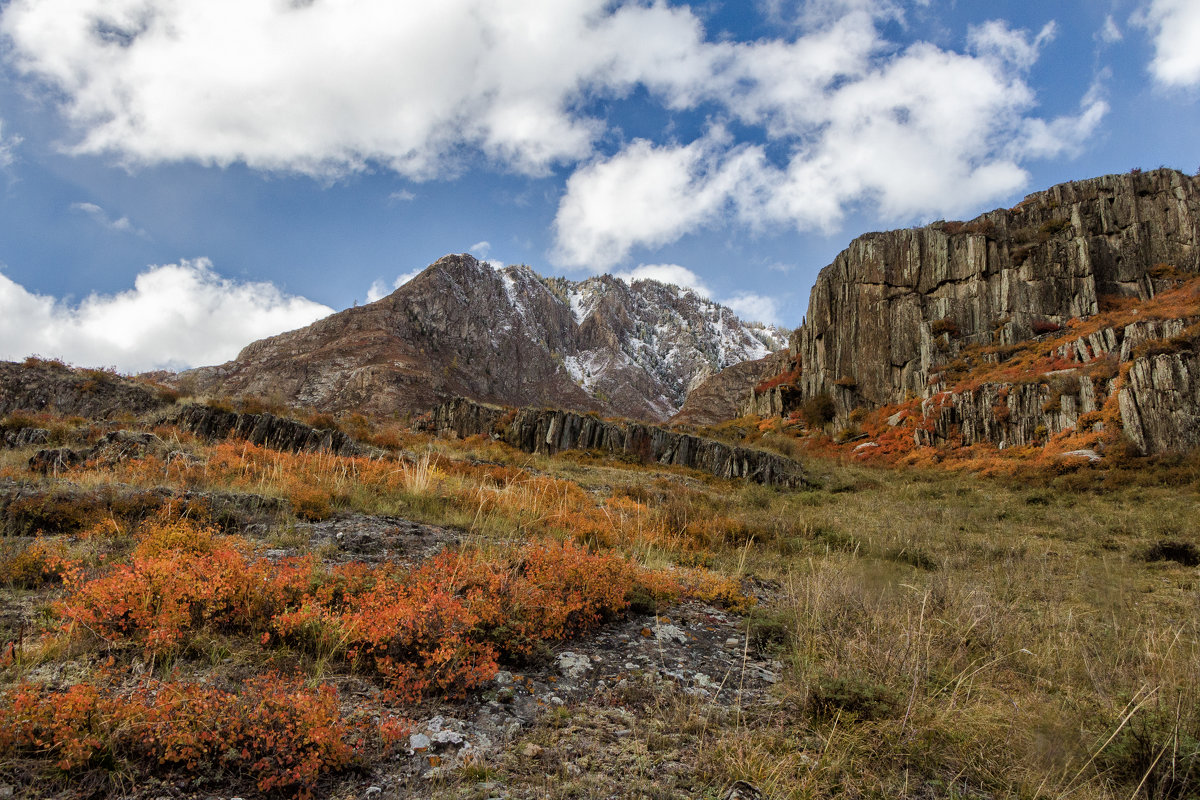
[744, 169, 1200, 453]
[430, 397, 807, 488]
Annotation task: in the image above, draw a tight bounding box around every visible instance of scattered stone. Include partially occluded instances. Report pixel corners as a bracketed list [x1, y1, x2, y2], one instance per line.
[556, 651, 592, 679]
[653, 624, 688, 644]
[1060, 449, 1102, 462]
[364, 789, 382, 799]
[409, 733, 431, 753]
[431, 729, 465, 748]
[723, 780, 766, 800]
[520, 743, 544, 759]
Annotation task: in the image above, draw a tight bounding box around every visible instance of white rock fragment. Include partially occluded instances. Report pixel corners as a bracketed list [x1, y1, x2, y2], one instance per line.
[653, 624, 688, 644]
[556, 651, 592, 678]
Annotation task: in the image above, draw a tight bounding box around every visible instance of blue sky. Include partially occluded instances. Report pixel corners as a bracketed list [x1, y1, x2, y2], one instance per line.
[0, 0, 1198, 371]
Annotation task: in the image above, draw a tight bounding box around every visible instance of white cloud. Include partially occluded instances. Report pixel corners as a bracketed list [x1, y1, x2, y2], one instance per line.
[967, 20, 1056, 70]
[554, 134, 768, 267]
[1098, 15, 1122, 44]
[555, 20, 1106, 269]
[723, 292, 783, 326]
[1136, 0, 1200, 87]
[0, 119, 20, 168]
[70, 201, 148, 237]
[612, 264, 713, 297]
[469, 241, 492, 257]
[0, 259, 332, 372]
[1, 2, 1109, 272]
[0, 0, 703, 179]
[366, 269, 423, 302]
[388, 190, 416, 203]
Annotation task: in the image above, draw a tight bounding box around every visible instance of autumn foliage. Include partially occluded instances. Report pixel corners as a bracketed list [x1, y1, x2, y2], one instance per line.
[0, 673, 367, 798]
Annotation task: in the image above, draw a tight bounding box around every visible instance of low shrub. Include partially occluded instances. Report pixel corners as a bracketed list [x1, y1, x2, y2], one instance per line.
[0, 674, 367, 797]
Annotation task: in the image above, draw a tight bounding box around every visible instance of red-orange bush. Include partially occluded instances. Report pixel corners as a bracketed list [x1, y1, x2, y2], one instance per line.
[0, 674, 362, 797]
[59, 516, 314, 654]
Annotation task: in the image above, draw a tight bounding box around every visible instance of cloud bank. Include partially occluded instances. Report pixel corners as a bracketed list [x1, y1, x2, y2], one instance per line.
[1, 1, 1107, 270]
[0, 260, 333, 372]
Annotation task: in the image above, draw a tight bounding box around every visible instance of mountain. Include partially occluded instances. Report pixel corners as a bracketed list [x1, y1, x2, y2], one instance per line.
[738, 168, 1200, 454]
[177, 255, 787, 422]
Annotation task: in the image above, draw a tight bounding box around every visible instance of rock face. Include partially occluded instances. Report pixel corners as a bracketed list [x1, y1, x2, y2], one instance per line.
[177, 255, 786, 423]
[0, 360, 172, 420]
[172, 405, 377, 458]
[430, 397, 807, 488]
[672, 351, 792, 427]
[1119, 350, 1200, 453]
[745, 169, 1200, 452]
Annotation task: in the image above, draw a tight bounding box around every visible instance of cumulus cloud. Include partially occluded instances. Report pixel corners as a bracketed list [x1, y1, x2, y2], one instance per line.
[0, 0, 705, 178]
[366, 269, 423, 303]
[469, 241, 492, 257]
[70, 202, 148, 237]
[0, 259, 332, 372]
[555, 18, 1105, 268]
[723, 292, 784, 327]
[1136, 0, 1200, 87]
[612, 264, 713, 297]
[1, 1, 1108, 271]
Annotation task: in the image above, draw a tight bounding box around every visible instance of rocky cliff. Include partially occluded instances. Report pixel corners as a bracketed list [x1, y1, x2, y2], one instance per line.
[744, 169, 1200, 453]
[672, 351, 792, 427]
[430, 397, 807, 488]
[178, 255, 786, 423]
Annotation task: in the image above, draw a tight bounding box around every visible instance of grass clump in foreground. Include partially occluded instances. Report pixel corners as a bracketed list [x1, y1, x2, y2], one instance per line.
[1, 412, 1199, 799]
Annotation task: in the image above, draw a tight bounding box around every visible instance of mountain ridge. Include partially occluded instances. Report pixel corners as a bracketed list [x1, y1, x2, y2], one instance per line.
[177, 255, 788, 422]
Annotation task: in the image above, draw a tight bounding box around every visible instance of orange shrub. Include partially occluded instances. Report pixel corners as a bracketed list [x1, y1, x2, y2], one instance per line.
[0, 538, 77, 588]
[59, 517, 314, 654]
[0, 674, 363, 797]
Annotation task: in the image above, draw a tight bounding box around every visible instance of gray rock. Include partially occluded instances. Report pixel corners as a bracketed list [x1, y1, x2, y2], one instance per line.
[432, 397, 807, 488]
[556, 651, 592, 679]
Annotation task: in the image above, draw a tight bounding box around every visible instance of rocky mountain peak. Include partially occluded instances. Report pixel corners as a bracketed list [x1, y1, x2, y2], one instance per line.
[178, 254, 787, 422]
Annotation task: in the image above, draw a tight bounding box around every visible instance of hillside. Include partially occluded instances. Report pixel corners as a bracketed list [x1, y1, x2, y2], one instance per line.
[177, 255, 787, 423]
[1, 366, 1198, 799]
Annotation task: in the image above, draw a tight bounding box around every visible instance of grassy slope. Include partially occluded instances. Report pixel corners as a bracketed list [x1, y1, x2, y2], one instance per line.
[0, 405, 1197, 799]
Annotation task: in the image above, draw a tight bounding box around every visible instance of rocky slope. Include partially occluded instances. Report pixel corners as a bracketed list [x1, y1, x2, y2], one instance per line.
[178, 255, 786, 423]
[743, 168, 1200, 453]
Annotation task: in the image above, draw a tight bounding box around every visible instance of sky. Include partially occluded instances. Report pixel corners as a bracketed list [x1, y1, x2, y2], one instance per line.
[0, 0, 1198, 372]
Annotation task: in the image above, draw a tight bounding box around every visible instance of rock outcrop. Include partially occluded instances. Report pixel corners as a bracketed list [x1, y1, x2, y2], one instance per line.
[744, 169, 1200, 453]
[672, 351, 792, 427]
[430, 397, 807, 488]
[0, 360, 172, 420]
[787, 169, 1200, 412]
[1119, 349, 1200, 453]
[176, 255, 787, 423]
[172, 404, 377, 458]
